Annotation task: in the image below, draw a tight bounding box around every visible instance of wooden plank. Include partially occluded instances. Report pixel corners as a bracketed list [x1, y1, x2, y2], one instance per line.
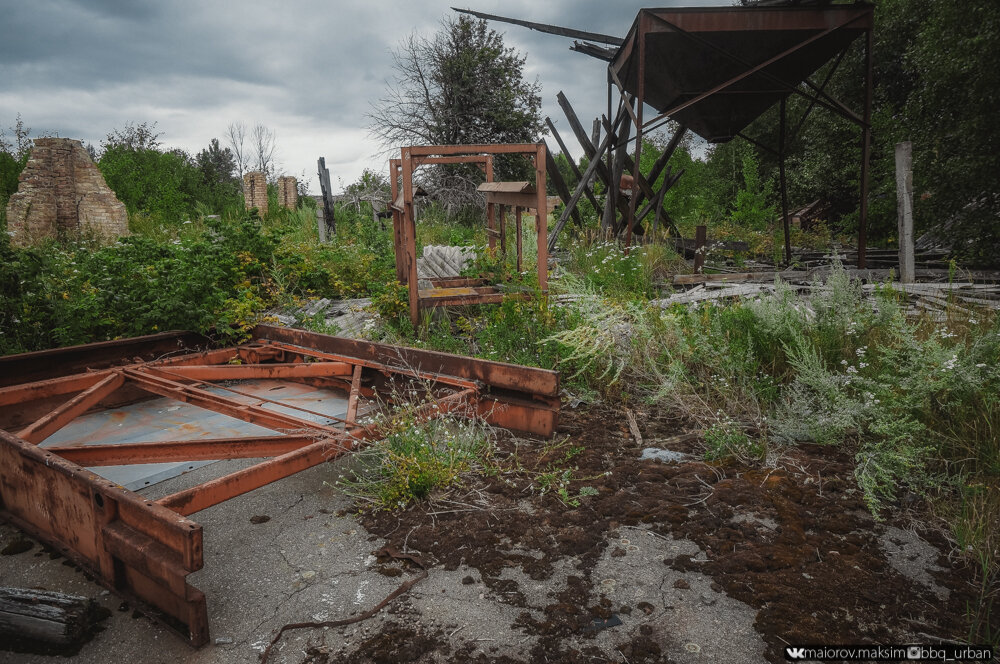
[895, 141, 915, 283]
[546, 117, 601, 211]
[482, 191, 539, 209]
[547, 128, 613, 251]
[477, 181, 533, 193]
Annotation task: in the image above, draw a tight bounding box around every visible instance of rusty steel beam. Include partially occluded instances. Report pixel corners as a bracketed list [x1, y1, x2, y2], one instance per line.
[156, 437, 348, 516]
[0, 347, 239, 409]
[159, 362, 354, 381]
[0, 330, 212, 387]
[257, 340, 482, 393]
[253, 325, 558, 399]
[412, 155, 489, 166]
[407, 143, 541, 156]
[123, 368, 343, 436]
[158, 387, 477, 516]
[18, 372, 126, 444]
[46, 435, 319, 466]
[0, 371, 106, 408]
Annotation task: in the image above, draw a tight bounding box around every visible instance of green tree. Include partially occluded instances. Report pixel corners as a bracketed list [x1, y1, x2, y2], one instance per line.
[369, 15, 543, 182]
[98, 122, 202, 222]
[194, 138, 241, 214]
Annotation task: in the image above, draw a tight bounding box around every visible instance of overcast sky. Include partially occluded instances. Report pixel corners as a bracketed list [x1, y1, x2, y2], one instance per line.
[0, 0, 730, 194]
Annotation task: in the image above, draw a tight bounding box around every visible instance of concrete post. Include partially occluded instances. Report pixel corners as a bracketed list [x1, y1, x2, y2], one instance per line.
[895, 141, 915, 284]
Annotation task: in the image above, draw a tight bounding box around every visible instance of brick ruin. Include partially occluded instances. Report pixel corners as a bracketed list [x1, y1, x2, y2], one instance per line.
[277, 176, 298, 209]
[242, 171, 268, 214]
[5, 138, 128, 246]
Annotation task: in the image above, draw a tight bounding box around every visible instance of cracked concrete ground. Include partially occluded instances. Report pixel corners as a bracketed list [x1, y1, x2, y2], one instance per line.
[0, 450, 775, 664]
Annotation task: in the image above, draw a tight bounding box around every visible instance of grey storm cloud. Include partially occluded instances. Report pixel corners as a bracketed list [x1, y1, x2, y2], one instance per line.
[0, 0, 730, 190]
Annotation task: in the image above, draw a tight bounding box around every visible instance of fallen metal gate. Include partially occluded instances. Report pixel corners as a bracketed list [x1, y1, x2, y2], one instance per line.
[0, 325, 559, 645]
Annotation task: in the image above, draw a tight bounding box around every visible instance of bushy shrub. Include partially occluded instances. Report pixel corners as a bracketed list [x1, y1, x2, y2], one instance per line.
[337, 401, 495, 509]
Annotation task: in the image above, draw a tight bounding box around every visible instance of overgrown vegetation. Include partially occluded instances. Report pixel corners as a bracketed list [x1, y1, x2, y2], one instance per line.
[0, 0, 997, 644]
[337, 396, 496, 509]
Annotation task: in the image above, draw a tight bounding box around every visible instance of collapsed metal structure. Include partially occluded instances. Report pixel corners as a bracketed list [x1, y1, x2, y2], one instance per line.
[460, 2, 876, 266]
[389, 143, 549, 326]
[0, 326, 559, 645]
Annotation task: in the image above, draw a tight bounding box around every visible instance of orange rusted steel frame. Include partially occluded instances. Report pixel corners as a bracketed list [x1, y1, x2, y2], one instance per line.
[141, 365, 361, 429]
[17, 372, 125, 444]
[122, 367, 346, 436]
[0, 328, 558, 646]
[253, 325, 560, 436]
[156, 386, 477, 517]
[394, 144, 548, 326]
[156, 362, 354, 381]
[46, 435, 320, 466]
[257, 340, 481, 392]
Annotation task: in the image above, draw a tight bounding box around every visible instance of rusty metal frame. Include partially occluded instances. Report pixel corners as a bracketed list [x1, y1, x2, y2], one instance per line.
[0, 325, 559, 646]
[607, 5, 874, 265]
[389, 144, 549, 327]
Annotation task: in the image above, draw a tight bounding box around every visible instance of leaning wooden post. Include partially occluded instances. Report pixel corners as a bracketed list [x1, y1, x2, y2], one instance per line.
[317, 157, 336, 239]
[694, 225, 707, 274]
[895, 141, 915, 284]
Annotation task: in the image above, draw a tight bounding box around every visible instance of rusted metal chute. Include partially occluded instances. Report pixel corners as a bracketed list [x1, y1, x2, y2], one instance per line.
[459, 3, 876, 265]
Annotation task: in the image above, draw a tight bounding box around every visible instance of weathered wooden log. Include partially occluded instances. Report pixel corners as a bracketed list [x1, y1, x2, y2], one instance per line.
[0, 586, 103, 648]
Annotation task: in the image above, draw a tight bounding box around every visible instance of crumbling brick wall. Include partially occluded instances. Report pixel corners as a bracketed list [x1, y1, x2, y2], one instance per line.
[277, 176, 298, 210]
[243, 172, 268, 214]
[5, 138, 128, 246]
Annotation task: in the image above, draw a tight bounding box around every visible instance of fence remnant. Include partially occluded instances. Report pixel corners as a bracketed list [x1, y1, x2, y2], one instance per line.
[5, 138, 128, 247]
[316, 157, 336, 240]
[693, 225, 707, 274]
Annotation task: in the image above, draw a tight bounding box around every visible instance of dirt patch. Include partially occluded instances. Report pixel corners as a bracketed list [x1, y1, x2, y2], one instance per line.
[355, 405, 990, 663]
[300, 623, 446, 663]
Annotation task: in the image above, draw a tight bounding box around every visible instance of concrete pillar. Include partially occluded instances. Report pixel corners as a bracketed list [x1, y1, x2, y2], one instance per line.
[895, 141, 915, 284]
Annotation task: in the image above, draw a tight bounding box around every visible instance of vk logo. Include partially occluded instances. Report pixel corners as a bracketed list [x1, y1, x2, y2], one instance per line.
[785, 647, 807, 660]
